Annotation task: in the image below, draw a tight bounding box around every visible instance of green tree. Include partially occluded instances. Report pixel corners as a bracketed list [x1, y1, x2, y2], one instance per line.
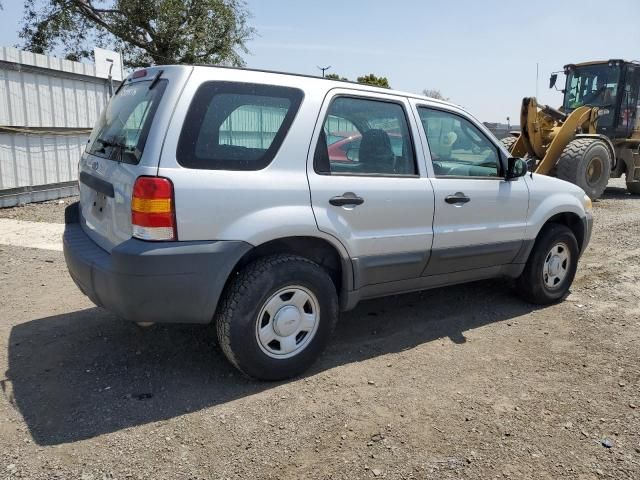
[356, 73, 390, 89]
[325, 73, 348, 81]
[19, 0, 255, 68]
[422, 89, 449, 101]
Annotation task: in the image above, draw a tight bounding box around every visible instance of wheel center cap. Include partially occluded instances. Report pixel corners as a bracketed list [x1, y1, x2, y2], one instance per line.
[273, 306, 301, 337]
[548, 256, 561, 276]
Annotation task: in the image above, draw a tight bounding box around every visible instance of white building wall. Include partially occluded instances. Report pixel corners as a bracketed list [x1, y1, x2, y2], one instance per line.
[0, 133, 86, 190]
[0, 47, 114, 206]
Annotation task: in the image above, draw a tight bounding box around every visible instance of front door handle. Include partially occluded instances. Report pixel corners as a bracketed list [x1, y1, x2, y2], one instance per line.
[445, 192, 470, 205]
[329, 192, 365, 207]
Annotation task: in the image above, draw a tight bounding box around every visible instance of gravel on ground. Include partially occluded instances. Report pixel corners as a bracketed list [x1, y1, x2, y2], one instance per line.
[0, 196, 78, 223]
[0, 180, 638, 479]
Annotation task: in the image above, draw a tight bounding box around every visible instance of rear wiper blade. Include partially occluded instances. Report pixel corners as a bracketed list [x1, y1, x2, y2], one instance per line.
[94, 137, 138, 163]
[114, 79, 125, 96]
[95, 137, 127, 152]
[148, 69, 164, 90]
[96, 137, 123, 148]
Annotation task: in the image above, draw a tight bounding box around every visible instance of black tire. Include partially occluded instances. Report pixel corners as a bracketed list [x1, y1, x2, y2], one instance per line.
[500, 136, 518, 153]
[626, 181, 640, 195]
[64, 201, 79, 224]
[215, 254, 339, 381]
[556, 139, 611, 200]
[516, 223, 579, 305]
[134, 322, 156, 329]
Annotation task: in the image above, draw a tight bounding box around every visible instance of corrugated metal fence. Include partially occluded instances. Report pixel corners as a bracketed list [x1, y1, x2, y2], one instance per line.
[219, 104, 288, 149]
[0, 47, 112, 207]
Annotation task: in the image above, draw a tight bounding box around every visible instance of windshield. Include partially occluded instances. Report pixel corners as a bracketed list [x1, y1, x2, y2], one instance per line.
[87, 79, 167, 164]
[564, 64, 620, 111]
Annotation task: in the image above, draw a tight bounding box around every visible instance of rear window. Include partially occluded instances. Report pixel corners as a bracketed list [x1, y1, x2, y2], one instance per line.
[177, 82, 304, 170]
[86, 79, 167, 164]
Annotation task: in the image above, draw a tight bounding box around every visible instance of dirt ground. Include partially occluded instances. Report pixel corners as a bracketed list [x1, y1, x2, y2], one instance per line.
[0, 197, 78, 223]
[0, 179, 638, 479]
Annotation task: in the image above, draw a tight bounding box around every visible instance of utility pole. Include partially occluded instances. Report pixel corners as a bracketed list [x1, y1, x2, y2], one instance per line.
[317, 65, 331, 78]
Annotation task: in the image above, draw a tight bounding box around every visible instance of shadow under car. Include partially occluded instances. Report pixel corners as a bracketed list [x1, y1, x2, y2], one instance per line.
[4, 278, 539, 445]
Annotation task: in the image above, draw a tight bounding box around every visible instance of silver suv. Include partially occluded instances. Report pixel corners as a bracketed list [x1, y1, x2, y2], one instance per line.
[64, 66, 593, 380]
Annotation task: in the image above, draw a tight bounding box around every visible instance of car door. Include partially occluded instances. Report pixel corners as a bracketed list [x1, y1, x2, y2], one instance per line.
[411, 102, 529, 275]
[307, 90, 435, 288]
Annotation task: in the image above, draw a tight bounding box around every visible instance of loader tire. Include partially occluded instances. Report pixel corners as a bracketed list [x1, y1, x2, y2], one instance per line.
[556, 138, 611, 200]
[626, 181, 640, 195]
[500, 136, 518, 153]
[500, 136, 538, 170]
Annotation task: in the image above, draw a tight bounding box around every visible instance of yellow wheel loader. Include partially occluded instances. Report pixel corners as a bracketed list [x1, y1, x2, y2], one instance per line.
[502, 59, 640, 199]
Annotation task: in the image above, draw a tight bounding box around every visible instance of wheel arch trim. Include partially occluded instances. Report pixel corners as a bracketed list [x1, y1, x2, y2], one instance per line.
[516, 209, 589, 264]
[226, 233, 355, 308]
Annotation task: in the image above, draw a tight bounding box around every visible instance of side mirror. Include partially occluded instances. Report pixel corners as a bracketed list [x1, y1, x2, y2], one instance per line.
[549, 73, 558, 89]
[505, 157, 528, 180]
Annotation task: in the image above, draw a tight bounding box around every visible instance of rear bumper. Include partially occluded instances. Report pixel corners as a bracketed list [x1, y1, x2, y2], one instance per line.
[63, 222, 251, 324]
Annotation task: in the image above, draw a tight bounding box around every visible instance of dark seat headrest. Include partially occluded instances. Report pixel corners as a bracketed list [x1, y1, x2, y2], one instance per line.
[359, 129, 395, 173]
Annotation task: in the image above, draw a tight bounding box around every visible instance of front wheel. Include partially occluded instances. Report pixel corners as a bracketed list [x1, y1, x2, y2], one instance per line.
[516, 224, 579, 304]
[215, 254, 339, 380]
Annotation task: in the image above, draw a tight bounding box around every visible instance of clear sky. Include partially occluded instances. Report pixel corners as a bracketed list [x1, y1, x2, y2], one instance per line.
[1, 0, 639, 122]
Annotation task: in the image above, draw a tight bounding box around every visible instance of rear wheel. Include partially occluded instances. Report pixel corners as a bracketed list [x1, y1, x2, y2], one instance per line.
[215, 254, 339, 380]
[626, 181, 640, 195]
[516, 224, 579, 304]
[556, 138, 611, 200]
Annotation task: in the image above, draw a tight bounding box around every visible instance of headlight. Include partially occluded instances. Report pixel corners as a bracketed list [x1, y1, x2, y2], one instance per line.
[583, 194, 593, 213]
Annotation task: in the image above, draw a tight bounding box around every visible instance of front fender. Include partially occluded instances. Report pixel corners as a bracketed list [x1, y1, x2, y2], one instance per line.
[524, 174, 588, 240]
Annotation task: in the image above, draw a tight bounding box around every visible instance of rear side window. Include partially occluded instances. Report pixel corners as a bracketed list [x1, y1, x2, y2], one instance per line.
[177, 82, 304, 170]
[87, 79, 167, 164]
[314, 96, 417, 176]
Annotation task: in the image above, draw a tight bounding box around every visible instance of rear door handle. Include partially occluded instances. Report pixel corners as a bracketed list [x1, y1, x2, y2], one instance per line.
[445, 192, 470, 204]
[329, 192, 365, 207]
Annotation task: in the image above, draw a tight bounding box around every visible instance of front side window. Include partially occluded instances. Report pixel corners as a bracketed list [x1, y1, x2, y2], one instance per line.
[178, 82, 304, 170]
[418, 108, 501, 178]
[314, 97, 416, 176]
[563, 64, 621, 128]
[564, 64, 620, 110]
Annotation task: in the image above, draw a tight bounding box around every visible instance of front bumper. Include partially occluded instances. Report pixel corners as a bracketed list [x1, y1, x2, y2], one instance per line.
[63, 221, 251, 324]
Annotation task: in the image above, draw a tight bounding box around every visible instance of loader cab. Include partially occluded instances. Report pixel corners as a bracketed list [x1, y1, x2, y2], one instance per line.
[561, 60, 640, 139]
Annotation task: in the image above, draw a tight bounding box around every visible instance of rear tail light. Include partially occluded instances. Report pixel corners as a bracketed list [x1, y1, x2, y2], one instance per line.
[131, 176, 176, 241]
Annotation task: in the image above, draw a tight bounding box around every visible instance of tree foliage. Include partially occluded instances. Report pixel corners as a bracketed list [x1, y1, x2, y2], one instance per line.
[19, 0, 255, 68]
[357, 73, 390, 88]
[325, 73, 348, 81]
[422, 89, 449, 101]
